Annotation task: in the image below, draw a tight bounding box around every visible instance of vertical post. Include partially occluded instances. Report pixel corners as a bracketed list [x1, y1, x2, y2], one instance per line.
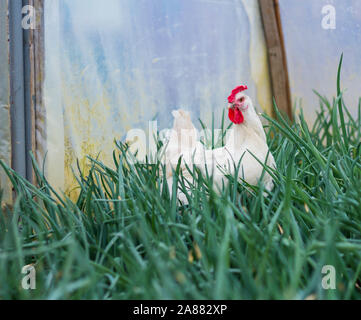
[259, 0, 292, 120]
[8, 0, 44, 185]
[9, 0, 27, 179]
[23, 0, 35, 182]
[31, 0, 45, 174]
[0, 0, 12, 204]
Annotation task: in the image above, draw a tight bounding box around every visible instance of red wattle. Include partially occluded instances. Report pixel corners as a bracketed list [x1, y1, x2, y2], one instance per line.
[228, 107, 244, 124]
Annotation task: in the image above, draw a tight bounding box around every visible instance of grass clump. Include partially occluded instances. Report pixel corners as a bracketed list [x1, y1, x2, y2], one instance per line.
[0, 59, 361, 300]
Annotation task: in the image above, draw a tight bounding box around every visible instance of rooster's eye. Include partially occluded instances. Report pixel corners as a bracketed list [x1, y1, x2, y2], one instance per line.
[239, 97, 245, 103]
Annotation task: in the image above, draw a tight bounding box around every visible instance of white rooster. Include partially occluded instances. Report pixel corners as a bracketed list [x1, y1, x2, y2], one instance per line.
[163, 85, 276, 202]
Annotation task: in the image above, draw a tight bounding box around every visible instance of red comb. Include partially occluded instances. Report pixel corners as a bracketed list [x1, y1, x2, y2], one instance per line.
[228, 85, 248, 103]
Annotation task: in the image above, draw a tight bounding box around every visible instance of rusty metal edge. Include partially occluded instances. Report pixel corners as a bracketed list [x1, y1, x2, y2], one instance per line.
[259, 0, 293, 121]
[24, 0, 45, 184]
[32, 0, 46, 180]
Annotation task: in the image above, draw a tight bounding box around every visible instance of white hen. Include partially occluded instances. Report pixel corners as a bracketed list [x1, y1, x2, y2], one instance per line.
[164, 85, 276, 202]
[162, 110, 202, 202]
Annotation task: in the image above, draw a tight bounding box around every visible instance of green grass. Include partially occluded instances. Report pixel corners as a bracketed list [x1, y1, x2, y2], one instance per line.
[1, 58, 361, 300]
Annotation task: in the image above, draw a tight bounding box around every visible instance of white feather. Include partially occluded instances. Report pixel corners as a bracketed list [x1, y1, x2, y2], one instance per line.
[163, 95, 276, 203]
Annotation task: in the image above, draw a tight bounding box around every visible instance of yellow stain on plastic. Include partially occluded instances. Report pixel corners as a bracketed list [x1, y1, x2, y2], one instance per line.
[61, 83, 124, 200]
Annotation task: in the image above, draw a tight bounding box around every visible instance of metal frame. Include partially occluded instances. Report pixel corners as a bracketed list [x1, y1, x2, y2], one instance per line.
[9, 0, 27, 179]
[9, 0, 44, 183]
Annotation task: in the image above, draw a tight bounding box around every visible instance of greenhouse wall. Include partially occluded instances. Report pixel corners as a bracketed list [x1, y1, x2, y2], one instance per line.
[42, 0, 272, 195]
[279, 0, 361, 122]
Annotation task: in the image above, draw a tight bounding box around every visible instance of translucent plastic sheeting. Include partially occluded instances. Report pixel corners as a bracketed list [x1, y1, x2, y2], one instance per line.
[43, 0, 271, 195]
[279, 0, 361, 123]
[0, 0, 12, 204]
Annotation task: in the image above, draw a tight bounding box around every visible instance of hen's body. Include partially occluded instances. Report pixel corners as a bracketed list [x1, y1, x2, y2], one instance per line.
[163, 89, 276, 202]
[192, 121, 275, 192]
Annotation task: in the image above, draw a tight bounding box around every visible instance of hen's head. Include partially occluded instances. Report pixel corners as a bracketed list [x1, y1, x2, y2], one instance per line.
[227, 85, 254, 125]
